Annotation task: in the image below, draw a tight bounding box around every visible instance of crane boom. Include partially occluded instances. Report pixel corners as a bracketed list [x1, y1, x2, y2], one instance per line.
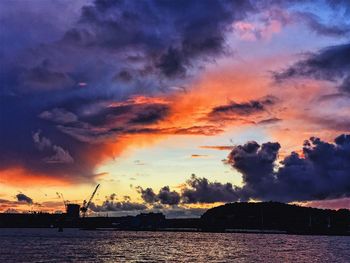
[81, 184, 100, 217]
[57, 192, 68, 208]
[86, 184, 100, 211]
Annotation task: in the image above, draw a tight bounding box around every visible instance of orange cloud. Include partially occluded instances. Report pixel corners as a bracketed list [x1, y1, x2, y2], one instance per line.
[191, 154, 209, 158]
[2, 53, 344, 188]
[0, 167, 71, 187]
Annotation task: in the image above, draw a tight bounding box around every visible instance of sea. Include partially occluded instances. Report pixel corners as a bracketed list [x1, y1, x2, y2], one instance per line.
[0, 229, 349, 262]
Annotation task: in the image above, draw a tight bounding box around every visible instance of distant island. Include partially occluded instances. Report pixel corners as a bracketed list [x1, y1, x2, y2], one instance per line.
[1, 202, 349, 236]
[201, 202, 350, 235]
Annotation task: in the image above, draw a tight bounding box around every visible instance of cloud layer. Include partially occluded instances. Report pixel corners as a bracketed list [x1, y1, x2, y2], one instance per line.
[0, 0, 259, 183]
[0, 0, 349, 190]
[90, 193, 147, 212]
[274, 42, 350, 93]
[139, 134, 350, 204]
[228, 134, 350, 202]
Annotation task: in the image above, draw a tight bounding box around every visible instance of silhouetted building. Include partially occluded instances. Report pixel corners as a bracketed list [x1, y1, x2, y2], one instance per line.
[0, 202, 349, 235]
[66, 204, 80, 219]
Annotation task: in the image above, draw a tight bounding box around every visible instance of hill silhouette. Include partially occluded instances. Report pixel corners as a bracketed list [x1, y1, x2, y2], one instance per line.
[201, 202, 350, 234]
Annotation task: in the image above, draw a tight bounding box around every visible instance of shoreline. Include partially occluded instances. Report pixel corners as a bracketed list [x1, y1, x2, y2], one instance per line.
[2, 227, 349, 237]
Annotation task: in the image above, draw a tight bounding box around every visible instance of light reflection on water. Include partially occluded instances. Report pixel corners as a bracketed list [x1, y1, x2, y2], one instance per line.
[0, 229, 349, 262]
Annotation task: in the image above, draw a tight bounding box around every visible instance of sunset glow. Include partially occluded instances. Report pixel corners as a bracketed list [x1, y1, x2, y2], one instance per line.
[1, 0, 350, 216]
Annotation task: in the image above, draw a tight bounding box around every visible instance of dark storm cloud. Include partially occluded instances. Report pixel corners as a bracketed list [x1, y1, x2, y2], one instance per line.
[227, 134, 350, 202]
[137, 186, 180, 205]
[156, 48, 186, 78]
[1, 0, 344, 184]
[227, 141, 281, 201]
[76, 101, 170, 127]
[68, 0, 255, 78]
[137, 187, 158, 204]
[16, 193, 33, 204]
[138, 174, 239, 205]
[139, 134, 350, 204]
[181, 174, 239, 204]
[157, 186, 181, 205]
[274, 42, 350, 93]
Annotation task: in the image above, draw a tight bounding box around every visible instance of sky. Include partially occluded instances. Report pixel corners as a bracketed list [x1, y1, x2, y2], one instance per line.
[0, 0, 350, 217]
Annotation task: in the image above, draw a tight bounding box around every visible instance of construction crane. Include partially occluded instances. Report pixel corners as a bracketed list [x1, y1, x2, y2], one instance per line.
[57, 192, 68, 209]
[80, 184, 100, 218]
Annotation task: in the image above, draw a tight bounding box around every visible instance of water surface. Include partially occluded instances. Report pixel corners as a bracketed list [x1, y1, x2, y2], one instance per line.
[0, 229, 349, 262]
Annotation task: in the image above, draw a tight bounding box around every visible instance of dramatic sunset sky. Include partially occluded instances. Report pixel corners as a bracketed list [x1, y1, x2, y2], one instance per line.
[1, 0, 350, 217]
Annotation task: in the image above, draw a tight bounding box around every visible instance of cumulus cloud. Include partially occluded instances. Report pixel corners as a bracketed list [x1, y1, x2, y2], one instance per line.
[137, 186, 181, 205]
[139, 134, 350, 204]
[88, 192, 205, 217]
[16, 193, 33, 204]
[32, 131, 52, 151]
[137, 187, 158, 204]
[43, 145, 74, 164]
[90, 193, 147, 212]
[182, 174, 239, 204]
[227, 134, 350, 202]
[32, 131, 74, 164]
[138, 174, 239, 205]
[157, 186, 181, 205]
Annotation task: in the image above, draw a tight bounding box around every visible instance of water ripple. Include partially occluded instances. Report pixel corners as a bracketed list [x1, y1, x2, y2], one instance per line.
[0, 229, 349, 262]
